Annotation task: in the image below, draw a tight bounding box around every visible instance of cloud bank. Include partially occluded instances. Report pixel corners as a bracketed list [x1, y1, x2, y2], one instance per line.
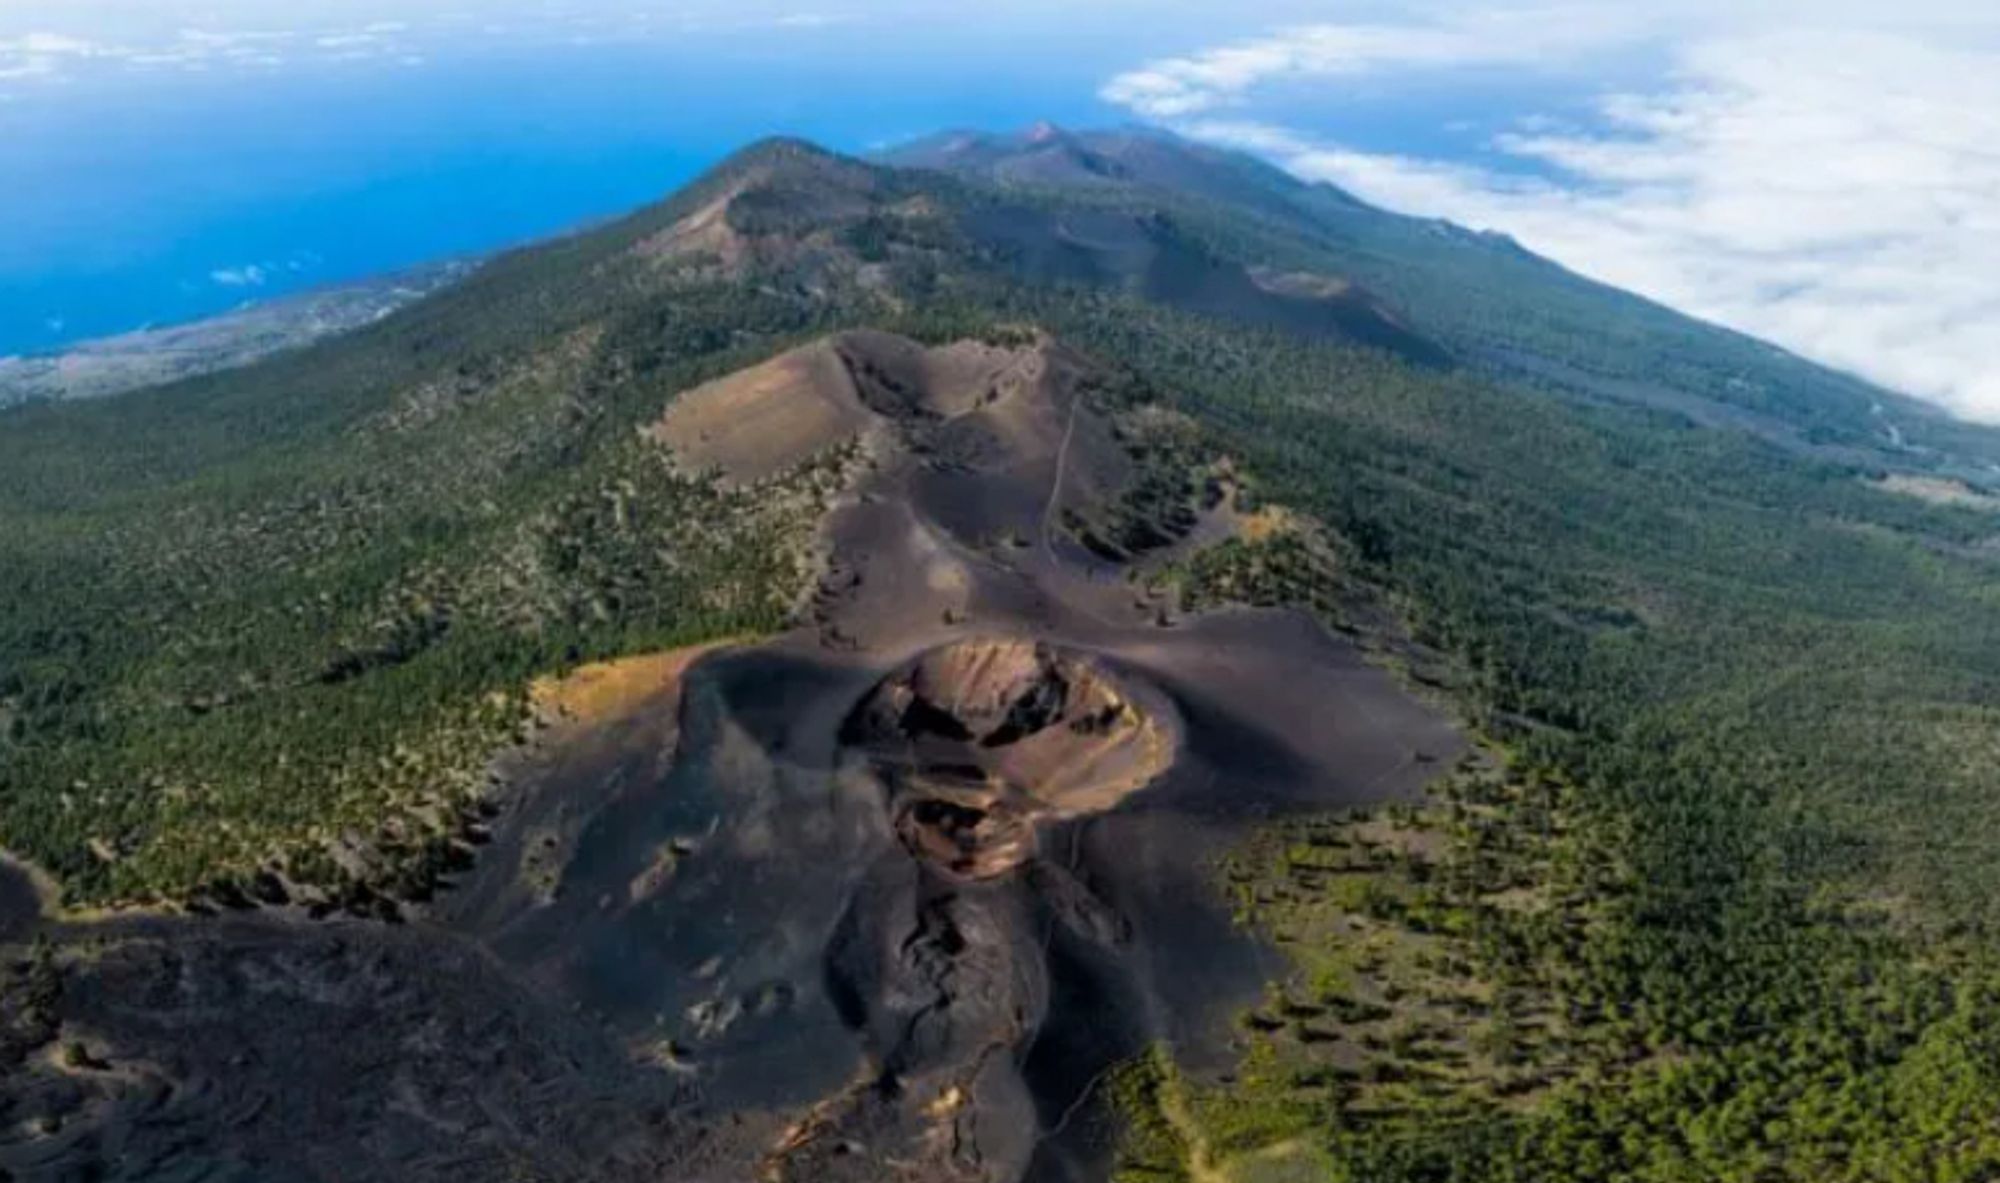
[0, 3, 856, 84]
[1105, 6, 2000, 421]
[1103, 11, 1648, 118]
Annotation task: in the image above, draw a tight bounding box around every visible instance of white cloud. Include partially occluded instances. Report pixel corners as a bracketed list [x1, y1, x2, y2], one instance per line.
[1108, 8, 2000, 421]
[210, 265, 269, 288]
[175, 29, 294, 49]
[12, 33, 107, 56]
[0, 2, 873, 81]
[1102, 11, 1650, 118]
[0, 30, 125, 78]
[771, 13, 849, 29]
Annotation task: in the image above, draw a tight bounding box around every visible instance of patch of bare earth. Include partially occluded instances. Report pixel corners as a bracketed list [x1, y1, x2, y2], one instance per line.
[1874, 473, 2000, 510]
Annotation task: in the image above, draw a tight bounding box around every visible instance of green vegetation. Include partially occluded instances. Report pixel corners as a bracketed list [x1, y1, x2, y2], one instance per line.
[0, 146, 887, 904]
[1117, 728, 2000, 1182]
[897, 133, 2000, 1176]
[908, 198, 2000, 1172]
[7, 132, 2000, 1177]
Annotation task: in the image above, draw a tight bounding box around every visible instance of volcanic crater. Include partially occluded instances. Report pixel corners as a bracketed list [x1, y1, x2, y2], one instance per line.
[0, 328, 1462, 1183]
[844, 638, 1177, 881]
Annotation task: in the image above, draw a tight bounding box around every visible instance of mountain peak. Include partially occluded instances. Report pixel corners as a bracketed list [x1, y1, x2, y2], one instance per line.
[656, 134, 880, 228]
[709, 134, 845, 176]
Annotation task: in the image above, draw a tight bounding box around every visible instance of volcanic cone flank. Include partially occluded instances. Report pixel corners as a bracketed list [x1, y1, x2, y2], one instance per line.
[843, 638, 1176, 879]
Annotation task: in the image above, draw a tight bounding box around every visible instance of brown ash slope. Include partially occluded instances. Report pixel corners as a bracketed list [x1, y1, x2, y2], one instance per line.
[429, 328, 1459, 1182]
[0, 325, 1457, 1183]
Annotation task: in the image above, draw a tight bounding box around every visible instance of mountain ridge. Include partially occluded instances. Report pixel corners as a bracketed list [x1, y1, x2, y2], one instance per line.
[6, 123, 2000, 1183]
[28, 123, 1985, 470]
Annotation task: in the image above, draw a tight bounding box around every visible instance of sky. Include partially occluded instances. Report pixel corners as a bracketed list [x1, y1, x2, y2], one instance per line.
[5, 2, 2000, 420]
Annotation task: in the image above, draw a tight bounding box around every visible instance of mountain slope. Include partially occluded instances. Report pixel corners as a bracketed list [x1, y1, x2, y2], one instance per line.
[893, 124, 2000, 472]
[5, 130, 2000, 1183]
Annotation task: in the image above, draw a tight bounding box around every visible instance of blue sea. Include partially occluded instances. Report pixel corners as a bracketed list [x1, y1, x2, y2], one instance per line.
[0, 9, 1619, 358]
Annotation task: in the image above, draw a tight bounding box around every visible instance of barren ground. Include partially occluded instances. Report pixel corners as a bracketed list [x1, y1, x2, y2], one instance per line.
[0, 331, 1460, 1183]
